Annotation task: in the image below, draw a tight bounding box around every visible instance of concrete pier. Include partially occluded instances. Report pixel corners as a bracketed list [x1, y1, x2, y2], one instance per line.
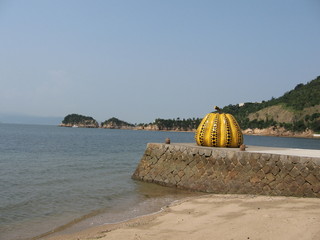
[132, 143, 320, 198]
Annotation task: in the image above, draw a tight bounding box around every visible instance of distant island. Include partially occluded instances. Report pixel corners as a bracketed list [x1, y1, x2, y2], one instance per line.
[59, 76, 320, 137]
[59, 114, 99, 128]
[101, 117, 135, 129]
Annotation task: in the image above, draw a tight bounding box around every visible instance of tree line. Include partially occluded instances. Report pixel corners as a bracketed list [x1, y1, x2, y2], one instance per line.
[153, 118, 202, 131]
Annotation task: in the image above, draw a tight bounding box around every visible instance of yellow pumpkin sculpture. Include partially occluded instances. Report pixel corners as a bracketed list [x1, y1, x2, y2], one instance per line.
[195, 106, 243, 148]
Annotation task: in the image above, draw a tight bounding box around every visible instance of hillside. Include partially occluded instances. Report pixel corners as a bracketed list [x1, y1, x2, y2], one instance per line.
[222, 76, 320, 135]
[133, 76, 320, 135]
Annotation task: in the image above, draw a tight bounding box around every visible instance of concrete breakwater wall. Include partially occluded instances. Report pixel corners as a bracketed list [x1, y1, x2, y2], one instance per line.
[132, 143, 320, 198]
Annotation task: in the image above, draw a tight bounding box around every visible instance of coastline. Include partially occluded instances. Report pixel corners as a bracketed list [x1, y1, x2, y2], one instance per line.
[41, 194, 320, 240]
[161, 129, 317, 138]
[59, 124, 319, 139]
[32, 186, 204, 240]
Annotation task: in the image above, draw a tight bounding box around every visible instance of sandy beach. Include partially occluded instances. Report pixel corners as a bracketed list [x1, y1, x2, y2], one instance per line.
[43, 194, 320, 240]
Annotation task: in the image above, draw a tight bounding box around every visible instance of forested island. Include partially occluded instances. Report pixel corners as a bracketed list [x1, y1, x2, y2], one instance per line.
[60, 76, 320, 137]
[59, 114, 99, 128]
[101, 117, 135, 129]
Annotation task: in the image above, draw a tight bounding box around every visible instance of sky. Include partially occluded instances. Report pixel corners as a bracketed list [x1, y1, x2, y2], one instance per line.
[0, 0, 319, 124]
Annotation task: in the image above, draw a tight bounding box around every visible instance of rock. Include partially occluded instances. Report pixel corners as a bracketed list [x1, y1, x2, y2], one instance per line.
[240, 144, 246, 151]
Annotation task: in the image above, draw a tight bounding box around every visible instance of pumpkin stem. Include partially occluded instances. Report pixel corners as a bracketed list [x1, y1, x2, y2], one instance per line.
[214, 106, 221, 112]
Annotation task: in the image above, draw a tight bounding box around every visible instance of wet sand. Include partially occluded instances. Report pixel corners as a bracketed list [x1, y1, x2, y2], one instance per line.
[42, 194, 320, 240]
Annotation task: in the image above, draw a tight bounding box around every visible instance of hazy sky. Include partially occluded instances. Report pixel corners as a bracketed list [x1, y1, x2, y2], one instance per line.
[0, 0, 319, 123]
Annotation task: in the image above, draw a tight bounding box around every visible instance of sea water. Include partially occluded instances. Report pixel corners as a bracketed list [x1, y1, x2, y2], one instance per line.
[0, 124, 319, 240]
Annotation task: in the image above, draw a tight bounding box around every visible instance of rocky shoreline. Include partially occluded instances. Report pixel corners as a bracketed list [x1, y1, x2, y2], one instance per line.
[59, 123, 318, 139]
[118, 125, 317, 138]
[242, 126, 316, 138]
[59, 123, 99, 128]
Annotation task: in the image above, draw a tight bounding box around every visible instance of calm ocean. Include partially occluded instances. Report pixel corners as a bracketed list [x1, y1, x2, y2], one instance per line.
[1, 124, 319, 240]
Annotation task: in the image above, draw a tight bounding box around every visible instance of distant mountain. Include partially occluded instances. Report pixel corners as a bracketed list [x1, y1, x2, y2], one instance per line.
[0, 113, 63, 125]
[221, 76, 320, 135]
